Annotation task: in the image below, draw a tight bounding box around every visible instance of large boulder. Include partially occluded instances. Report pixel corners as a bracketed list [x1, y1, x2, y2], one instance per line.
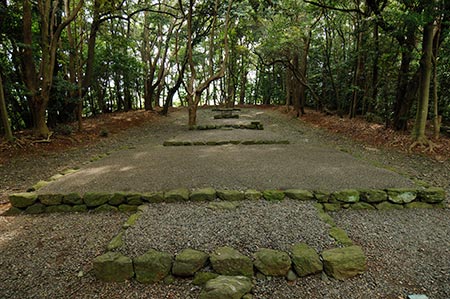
[418, 187, 446, 203]
[322, 246, 367, 280]
[172, 249, 209, 277]
[199, 276, 253, 299]
[9, 193, 38, 208]
[291, 243, 323, 277]
[284, 189, 314, 201]
[210, 247, 253, 277]
[93, 251, 134, 282]
[253, 248, 291, 276]
[133, 249, 173, 283]
[386, 188, 417, 204]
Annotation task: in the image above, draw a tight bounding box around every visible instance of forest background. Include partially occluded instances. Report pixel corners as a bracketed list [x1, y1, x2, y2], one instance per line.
[1, 0, 449, 149]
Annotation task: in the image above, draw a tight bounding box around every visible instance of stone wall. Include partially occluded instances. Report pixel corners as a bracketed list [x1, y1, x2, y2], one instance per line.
[6, 187, 446, 215]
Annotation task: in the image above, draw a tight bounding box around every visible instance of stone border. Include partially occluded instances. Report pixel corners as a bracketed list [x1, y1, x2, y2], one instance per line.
[93, 201, 366, 295]
[5, 187, 446, 215]
[162, 139, 290, 146]
[189, 122, 264, 131]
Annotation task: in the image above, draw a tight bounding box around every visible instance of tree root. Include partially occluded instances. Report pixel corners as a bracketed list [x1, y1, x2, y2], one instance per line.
[409, 137, 437, 153]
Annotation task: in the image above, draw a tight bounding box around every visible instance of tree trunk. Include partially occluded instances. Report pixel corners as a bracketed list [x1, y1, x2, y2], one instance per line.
[0, 74, 14, 141]
[412, 23, 435, 141]
[349, 30, 364, 119]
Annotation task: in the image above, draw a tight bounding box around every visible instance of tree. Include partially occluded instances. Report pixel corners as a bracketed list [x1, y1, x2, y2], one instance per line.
[20, 0, 83, 137]
[185, 0, 234, 127]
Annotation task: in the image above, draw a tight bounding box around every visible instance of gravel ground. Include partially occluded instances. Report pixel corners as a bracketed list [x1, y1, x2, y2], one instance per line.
[36, 108, 415, 193]
[1, 107, 449, 298]
[121, 200, 335, 257]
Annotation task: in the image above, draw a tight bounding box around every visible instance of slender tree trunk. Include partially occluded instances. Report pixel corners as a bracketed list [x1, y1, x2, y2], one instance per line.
[349, 30, 364, 119]
[432, 27, 441, 139]
[0, 74, 13, 141]
[412, 23, 436, 141]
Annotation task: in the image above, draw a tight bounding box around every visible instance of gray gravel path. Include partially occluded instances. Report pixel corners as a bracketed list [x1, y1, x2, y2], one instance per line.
[38, 108, 415, 194]
[121, 200, 334, 257]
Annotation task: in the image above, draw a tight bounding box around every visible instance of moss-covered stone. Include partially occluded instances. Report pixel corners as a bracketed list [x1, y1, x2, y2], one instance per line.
[94, 204, 118, 213]
[46, 205, 73, 213]
[32, 180, 50, 191]
[3, 207, 23, 216]
[317, 209, 336, 226]
[123, 212, 141, 229]
[61, 168, 78, 175]
[38, 194, 63, 206]
[244, 189, 262, 200]
[254, 248, 291, 276]
[350, 202, 376, 210]
[291, 243, 323, 277]
[93, 251, 134, 282]
[210, 247, 253, 277]
[332, 189, 360, 203]
[49, 173, 64, 181]
[216, 190, 245, 201]
[9, 193, 38, 208]
[405, 202, 434, 209]
[165, 188, 190, 202]
[208, 201, 240, 210]
[62, 193, 83, 205]
[359, 190, 387, 203]
[118, 204, 138, 212]
[108, 192, 127, 206]
[83, 192, 112, 207]
[199, 275, 252, 299]
[323, 203, 341, 212]
[72, 205, 88, 212]
[190, 188, 216, 201]
[322, 246, 367, 280]
[107, 231, 124, 250]
[386, 188, 417, 204]
[314, 191, 330, 203]
[172, 249, 209, 277]
[329, 227, 353, 246]
[375, 201, 404, 210]
[133, 249, 173, 283]
[284, 189, 314, 201]
[262, 190, 285, 201]
[25, 203, 46, 214]
[418, 187, 446, 203]
[192, 272, 219, 286]
[141, 192, 164, 203]
[126, 194, 143, 205]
